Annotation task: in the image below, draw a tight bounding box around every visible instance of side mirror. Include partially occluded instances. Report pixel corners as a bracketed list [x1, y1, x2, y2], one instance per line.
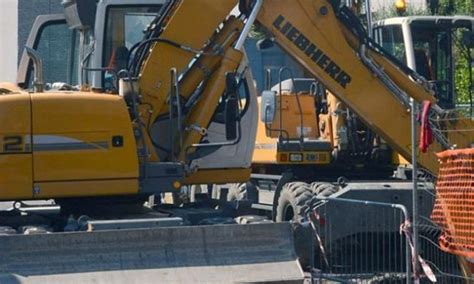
[224, 73, 239, 141]
[260, 90, 276, 124]
[462, 31, 474, 48]
[257, 38, 274, 50]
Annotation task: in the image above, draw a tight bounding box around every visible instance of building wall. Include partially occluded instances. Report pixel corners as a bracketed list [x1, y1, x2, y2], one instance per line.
[0, 0, 18, 82]
[17, 0, 63, 60]
[0, 0, 63, 82]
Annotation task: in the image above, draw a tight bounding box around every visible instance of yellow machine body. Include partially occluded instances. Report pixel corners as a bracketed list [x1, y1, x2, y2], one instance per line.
[253, 94, 331, 166]
[266, 93, 319, 139]
[0, 91, 32, 200]
[0, 90, 138, 201]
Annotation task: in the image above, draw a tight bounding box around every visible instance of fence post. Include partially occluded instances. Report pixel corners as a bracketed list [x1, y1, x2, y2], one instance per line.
[410, 97, 419, 281]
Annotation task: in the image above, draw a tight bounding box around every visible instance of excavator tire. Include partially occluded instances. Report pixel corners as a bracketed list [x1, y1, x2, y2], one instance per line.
[275, 182, 313, 222]
[227, 182, 258, 203]
[310, 182, 339, 197]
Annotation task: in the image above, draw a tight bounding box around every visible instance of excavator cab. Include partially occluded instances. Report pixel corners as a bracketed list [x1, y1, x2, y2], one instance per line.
[102, 5, 162, 89]
[374, 16, 474, 109]
[17, 0, 166, 92]
[259, 77, 332, 166]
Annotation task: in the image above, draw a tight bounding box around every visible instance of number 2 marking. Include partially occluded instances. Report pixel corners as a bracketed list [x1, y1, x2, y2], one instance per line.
[3, 136, 23, 152]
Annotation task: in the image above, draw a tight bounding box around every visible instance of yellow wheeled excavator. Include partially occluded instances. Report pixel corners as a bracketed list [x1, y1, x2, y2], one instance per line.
[251, 13, 474, 175]
[223, 4, 473, 224]
[0, 0, 473, 282]
[0, 0, 258, 202]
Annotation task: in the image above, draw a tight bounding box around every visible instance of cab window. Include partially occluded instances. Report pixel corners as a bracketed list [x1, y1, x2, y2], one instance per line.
[25, 20, 80, 89]
[411, 24, 453, 107]
[374, 24, 406, 64]
[103, 6, 162, 89]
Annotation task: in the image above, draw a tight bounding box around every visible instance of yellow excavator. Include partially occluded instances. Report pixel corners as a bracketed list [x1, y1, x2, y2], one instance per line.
[0, 0, 257, 202]
[0, 0, 473, 282]
[244, 16, 474, 177]
[220, 3, 474, 226]
[251, 11, 474, 177]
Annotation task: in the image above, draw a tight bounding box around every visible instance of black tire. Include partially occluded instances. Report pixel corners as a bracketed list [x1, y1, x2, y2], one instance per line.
[310, 182, 339, 197]
[227, 182, 257, 203]
[275, 182, 313, 222]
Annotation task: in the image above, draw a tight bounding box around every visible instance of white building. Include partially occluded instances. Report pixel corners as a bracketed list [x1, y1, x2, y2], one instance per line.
[0, 0, 62, 83]
[0, 0, 19, 83]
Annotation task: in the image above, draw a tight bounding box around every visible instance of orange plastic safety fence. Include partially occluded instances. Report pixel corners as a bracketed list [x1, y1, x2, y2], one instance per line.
[431, 148, 474, 258]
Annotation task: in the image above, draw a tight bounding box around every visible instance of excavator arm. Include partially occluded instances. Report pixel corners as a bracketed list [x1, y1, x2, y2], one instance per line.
[131, 0, 241, 163]
[241, 0, 473, 174]
[122, 0, 261, 185]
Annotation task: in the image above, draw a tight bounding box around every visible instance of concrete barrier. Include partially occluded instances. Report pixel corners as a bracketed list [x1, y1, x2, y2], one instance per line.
[0, 223, 304, 283]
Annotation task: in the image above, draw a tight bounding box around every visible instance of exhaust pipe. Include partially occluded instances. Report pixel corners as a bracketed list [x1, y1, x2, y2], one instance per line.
[25, 47, 44, 93]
